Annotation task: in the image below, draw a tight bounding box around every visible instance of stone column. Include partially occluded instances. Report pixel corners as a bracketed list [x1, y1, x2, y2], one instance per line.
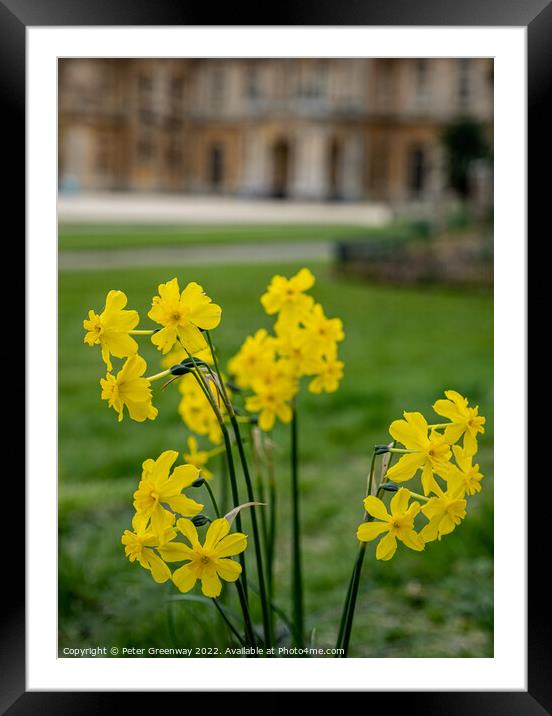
[290, 124, 327, 200]
[240, 127, 269, 197]
[340, 131, 365, 200]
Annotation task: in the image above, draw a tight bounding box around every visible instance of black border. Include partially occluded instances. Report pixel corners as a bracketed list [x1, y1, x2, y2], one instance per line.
[10, 0, 543, 710]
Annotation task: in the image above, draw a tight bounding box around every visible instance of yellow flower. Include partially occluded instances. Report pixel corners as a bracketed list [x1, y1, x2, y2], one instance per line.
[148, 278, 221, 355]
[245, 375, 296, 431]
[260, 268, 315, 324]
[184, 436, 213, 480]
[445, 444, 484, 496]
[178, 373, 223, 445]
[121, 512, 174, 583]
[308, 348, 344, 394]
[162, 517, 247, 598]
[83, 290, 139, 371]
[133, 450, 203, 540]
[228, 329, 276, 389]
[100, 354, 158, 423]
[433, 390, 486, 454]
[386, 412, 452, 495]
[420, 484, 467, 542]
[357, 488, 425, 561]
[274, 323, 320, 377]
[302, 303, 345, 356]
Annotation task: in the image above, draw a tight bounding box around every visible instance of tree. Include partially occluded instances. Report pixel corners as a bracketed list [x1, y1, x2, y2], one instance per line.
[441, 118, 491, 199]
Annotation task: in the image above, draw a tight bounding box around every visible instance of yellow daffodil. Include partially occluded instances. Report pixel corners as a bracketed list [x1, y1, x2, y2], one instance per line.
[308, 348, 344, 394]
[100, 354, 158, 422]
[302, 303, 345, 356]
[228, 329, 276, 389]
[83, 290, 139, 371]
[178, 373, 223, 445]
[245, 376, 296, 431]
[148, 278, 221, 355]
[163, 517, 247, 598]
[183, 436, 213, 480]
[121, 511, 175, 583]
[133, 450, 204, 540]
[274, 324, 320, 377]
[432, 390, 486, 454]
[445, 444, 484, 496]
[260, 268, 315, 324]
[357, 488, 424, 560]
[386, 412, 452, 495]
[420, 484, 467, 542]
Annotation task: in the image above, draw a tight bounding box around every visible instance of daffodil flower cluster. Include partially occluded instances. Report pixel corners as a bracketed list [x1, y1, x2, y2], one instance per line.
[83, 280, 222, 424]
[356, 390, 486, 561]
[228, 268, 345, 431]
[83, 273, 488, 656]
[121, 449, 247, 598]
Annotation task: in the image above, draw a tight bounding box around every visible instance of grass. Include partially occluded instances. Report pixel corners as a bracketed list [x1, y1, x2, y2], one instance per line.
[58, 223, 421, 252]
[59, 260, 493, 658]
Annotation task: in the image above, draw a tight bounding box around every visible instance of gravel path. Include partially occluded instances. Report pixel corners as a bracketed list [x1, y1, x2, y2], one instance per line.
[58, 192, 391, 225]
[59, 240, 335, 271]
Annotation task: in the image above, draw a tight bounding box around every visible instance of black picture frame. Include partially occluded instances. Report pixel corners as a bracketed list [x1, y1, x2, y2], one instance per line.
[9, 0, 541, 710]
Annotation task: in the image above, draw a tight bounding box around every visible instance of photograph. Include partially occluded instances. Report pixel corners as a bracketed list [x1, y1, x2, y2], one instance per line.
[57, 57, 494, 660]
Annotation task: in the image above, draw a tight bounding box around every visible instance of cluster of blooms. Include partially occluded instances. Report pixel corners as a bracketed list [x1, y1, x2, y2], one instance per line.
[228, 268, 345, 431]
[120, 450, 247, 597]
[85, 281, 248, 598]
[357, 390, 486, 561]
[83, 279, 222, 423]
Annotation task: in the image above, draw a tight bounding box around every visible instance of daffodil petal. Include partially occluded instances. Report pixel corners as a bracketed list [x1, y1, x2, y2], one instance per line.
[376, 532, 397, 561]
[357, 521, 389, 542]
[172, 563, 199, 593]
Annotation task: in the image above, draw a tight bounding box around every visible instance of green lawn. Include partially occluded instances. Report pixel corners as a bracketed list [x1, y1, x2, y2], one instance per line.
[58, 223, 419, 252]
[59, 261, 493, 657]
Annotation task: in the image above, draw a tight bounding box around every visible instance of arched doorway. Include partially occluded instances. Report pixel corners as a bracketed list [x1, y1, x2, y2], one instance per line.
[407, 144, 427, 197]
[271, 139, 291, 198]
[209, 144, 224, 191]
[327, 137, 342, 200]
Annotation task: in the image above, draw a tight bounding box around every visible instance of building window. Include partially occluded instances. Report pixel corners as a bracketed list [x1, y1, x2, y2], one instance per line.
[458, 59, 471, 109]
[208, 144, 224, 189]
[246, 66, 259, 99]
[210, 68, 225, 107]
[137, 138, 153, 162]
[95, 133, 110, 174]
[415, 60, 429, 104]
[138, 74, 153, 93]
[377, 61, 394, 111]
[172, 76, 184, 100]
[407, 145, 427, 196]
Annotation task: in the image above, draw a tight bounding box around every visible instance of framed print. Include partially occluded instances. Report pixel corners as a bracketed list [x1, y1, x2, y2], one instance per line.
[7, 0, 543, 708]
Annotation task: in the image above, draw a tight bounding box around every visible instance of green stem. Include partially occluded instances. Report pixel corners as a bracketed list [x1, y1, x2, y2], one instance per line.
[266, 435, 277, 607]
[340, 543, 367, 657]
[335, 565, 356, 650]
[219, 451, 229, 515]
[336, 449, 378, 654]
[184, 356, 249, 610]
[205, 331, 273, 650]
[291, 405, 304, 648]
[235, 579, 257, 649]
[230, 413, 274, 650]
[212, 598, 247, 647]
[204, 481, 221, 518]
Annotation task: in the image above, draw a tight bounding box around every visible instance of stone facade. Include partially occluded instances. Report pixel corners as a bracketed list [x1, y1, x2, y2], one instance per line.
[59, 58, 493, 202]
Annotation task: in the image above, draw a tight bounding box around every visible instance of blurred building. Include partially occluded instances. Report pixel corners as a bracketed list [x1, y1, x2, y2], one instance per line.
[58, 58, 493, 203]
